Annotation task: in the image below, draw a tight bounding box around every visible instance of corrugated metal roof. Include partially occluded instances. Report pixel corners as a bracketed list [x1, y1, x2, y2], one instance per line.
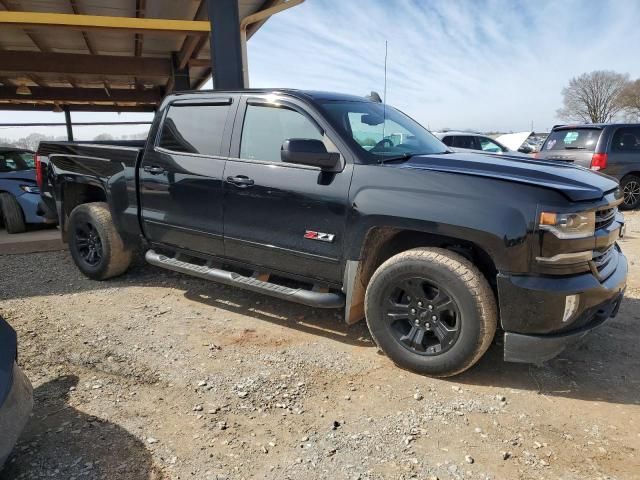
[0, 0, 283, 112]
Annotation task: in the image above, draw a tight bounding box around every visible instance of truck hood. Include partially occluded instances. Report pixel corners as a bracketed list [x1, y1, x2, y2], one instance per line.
[395, 151, 618, 202]
[0, 169, 36, 183]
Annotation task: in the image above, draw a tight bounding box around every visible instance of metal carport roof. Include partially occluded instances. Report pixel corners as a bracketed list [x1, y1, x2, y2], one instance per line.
[0, 0, 301, 112]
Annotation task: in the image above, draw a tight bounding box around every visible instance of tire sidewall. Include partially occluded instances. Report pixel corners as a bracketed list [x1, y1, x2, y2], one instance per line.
[68, 206, 113, 280]
[366, 254, 486, 376]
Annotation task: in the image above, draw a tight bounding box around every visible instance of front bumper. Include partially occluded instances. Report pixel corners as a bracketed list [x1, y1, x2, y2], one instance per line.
[0, 363, 33, 469]
[499, 246, 627, 364]
[15, 191, 51, 225]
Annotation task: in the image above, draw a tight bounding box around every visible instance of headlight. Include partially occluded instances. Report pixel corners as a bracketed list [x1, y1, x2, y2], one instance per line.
[19, 184, 40, 193]
[539, 211, 595, 239]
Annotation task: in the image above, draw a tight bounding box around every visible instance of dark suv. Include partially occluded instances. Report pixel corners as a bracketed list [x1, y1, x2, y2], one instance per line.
[537, 124, 640, 209]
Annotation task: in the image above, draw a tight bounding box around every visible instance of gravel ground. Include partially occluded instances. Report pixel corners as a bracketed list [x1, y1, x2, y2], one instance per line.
[0, 212, 639, 480]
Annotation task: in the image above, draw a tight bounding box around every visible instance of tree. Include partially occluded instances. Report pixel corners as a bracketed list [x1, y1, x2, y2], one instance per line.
[557, 70, 630, 124]
[619, 79, 640, 121]
[93, 133, 114, 141]
[13, 133, 52, 151]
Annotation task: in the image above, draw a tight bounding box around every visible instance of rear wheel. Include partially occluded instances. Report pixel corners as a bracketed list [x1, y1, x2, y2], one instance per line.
[0, 192, 27, 234]
[620, 175, 640, 210]
[68, 202, 132, 280]
[365, 247, 497, 377]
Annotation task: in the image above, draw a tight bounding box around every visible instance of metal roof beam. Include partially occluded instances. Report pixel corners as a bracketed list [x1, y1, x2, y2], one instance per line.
[0, 86, 163, 103]
[0, 51, 171, 77]
[0, 103, 156, 112]
[0, 11, 210, 35]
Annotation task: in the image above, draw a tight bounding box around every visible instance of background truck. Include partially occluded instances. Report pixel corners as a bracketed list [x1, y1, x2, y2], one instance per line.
[36, 89, 627, 377]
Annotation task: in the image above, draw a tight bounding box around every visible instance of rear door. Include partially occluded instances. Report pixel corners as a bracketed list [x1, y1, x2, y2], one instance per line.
[608, 126, 640, 178]
[222, 95, 353, 284]
[139, 96, 236, 257]
[537, 127, 603, 167]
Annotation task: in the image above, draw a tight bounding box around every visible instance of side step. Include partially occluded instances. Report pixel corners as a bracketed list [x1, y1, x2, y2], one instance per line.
[145, 250, 345, 309]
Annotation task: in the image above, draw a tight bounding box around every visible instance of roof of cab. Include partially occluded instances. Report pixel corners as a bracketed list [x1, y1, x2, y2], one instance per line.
[169, 88, 371, 103]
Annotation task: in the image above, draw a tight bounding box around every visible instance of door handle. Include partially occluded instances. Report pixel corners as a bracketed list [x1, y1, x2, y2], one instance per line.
[143, 165, 166, 175]
[226, 175, 255, 187]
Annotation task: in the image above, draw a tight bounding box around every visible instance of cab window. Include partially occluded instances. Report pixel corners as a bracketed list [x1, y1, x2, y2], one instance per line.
[159, 103, 230, 156]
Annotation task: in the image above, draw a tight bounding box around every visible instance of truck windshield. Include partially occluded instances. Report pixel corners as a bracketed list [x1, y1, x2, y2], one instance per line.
[318, 101, 447, 162]
[0, 151, 34, 172]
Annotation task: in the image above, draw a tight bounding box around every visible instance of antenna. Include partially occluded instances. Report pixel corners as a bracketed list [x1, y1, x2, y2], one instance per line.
[381, 40, 388, 149]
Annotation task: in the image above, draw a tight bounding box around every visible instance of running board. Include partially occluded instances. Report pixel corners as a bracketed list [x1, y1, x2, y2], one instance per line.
[145, 250, 344, 309]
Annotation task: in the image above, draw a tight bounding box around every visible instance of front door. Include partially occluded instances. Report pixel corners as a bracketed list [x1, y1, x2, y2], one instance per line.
[139, 97, 236, 257]
[223, 96, 353, 284]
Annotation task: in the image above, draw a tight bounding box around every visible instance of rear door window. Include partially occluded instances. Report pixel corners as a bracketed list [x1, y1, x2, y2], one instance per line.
[452, 136, 478, 150]
[611, 127, 640, 152]
[159, 103, 230, 156]
[543, 128, 601, 152]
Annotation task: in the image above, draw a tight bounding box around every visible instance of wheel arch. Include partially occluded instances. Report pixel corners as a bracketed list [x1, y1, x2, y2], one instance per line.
[59, 179, 108, 241]
[343, 225, 499, 325]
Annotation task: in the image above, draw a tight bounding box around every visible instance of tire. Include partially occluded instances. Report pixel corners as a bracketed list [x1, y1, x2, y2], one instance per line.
[365, 247, 497, 377]
[0, 192, 27, 234]
[67, 202, 132, 280]
[620, 175, 640, 211]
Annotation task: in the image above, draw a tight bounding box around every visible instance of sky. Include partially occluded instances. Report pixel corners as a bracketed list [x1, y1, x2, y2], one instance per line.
[2, 0, 640, 141]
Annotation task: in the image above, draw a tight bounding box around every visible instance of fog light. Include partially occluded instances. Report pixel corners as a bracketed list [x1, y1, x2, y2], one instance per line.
[563, 294, 579, 323]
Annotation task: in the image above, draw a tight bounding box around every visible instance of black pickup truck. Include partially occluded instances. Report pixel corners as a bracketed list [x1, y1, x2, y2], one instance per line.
[36, 89, 628, 377]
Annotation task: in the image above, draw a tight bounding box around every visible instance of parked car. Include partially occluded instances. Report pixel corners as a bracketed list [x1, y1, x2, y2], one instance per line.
[537, 124, 640, 210]
[37, 89, 627, 377]
[0, 316, 33, 469]
[0, 147, 56, 233]
[433, 131, 531, 157]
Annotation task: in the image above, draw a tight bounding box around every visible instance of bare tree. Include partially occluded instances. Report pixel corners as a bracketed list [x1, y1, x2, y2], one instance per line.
[619, 78, 640, 121]
[557, 70, 630, 123]
[93, 133, 114, 141]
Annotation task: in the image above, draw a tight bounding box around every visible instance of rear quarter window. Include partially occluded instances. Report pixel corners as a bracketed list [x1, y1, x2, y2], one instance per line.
[543, 128, 601, 152]
[611, 127, 640, 152]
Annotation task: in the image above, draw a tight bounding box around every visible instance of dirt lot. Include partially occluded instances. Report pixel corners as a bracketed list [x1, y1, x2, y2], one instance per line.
[1, 212, 639, 480]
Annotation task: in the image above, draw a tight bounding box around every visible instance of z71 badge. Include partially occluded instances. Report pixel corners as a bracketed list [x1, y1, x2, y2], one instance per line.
[304, 230, 335, 243]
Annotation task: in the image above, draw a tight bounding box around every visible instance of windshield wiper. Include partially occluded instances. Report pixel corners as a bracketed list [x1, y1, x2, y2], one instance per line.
[378, 151, 449, 164]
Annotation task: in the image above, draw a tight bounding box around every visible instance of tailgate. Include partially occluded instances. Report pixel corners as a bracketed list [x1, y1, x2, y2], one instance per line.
[537, 127, 603, 168]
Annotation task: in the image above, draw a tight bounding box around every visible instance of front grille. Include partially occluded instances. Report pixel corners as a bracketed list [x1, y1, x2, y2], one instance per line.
[591, 245, 617, 280]
[595, 207, 616, 230]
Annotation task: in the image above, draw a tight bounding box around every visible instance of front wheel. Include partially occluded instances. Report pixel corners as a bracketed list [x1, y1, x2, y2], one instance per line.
[365, 247, 497, 377]
[620, 175, 640, 210]
[68, 202, 132, 280]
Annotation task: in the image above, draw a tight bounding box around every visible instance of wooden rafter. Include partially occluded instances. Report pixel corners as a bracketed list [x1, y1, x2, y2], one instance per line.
[0, 11, 210, 35]
[0, 51, 172, 77]
[0, 85, 163, 103]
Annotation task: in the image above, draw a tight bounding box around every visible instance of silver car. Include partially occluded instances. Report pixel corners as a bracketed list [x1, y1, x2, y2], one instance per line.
[433, 131, 531, 157]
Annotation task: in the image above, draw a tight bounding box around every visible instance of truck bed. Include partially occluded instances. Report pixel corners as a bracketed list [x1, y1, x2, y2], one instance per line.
[37, 140, 146, 242]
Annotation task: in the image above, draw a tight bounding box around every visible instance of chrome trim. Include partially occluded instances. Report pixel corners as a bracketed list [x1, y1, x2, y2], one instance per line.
[536, 250, 593, 265]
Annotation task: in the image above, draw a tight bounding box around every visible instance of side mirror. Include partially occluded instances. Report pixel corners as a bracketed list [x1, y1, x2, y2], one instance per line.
[281, 139, 340, 170]
[518, 145, 533, 154]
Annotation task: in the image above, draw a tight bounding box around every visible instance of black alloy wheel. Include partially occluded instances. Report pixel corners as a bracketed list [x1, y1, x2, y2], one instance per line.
[383, 276, 461, 356]
[74, 221, 104, 266]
